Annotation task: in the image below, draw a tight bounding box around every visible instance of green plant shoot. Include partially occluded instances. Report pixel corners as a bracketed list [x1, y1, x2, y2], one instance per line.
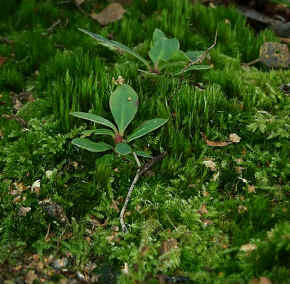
[70, 84, 168, 157]
[78, 28, 212, 75]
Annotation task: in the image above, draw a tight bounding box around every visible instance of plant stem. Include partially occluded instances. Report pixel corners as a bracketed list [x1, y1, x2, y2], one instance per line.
[120, 152, 141, 232]
[120, 167, 140, 233]
[120, 151, 167, 232]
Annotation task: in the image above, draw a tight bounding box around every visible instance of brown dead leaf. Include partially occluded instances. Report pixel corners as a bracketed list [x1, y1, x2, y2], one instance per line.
[198, 204, 208, 215]
[202, 159, 217, 171]
[240, 243, 257, 253]
[248, 185, 256, 193]
[260, 42, 290, 68]
[202, 219, 213, 226]
[91, 3, 125, 26]
[18, 206, 31, 216]
[0, 56, 7, 67]
[238, 205, 248, 214]
[160, 239, 178, 255]
[25, 270, 37, 284]
[229, 133, 241, 143]
[249, 277, 272, 284]
[201, 132, 231, 147]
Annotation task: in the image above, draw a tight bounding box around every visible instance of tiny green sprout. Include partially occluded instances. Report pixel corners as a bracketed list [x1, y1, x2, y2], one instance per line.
[70, 84, 168, 232]
[78, 28, 213, 76]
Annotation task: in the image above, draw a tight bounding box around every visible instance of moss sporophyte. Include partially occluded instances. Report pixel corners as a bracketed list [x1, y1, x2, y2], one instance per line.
[70, 84, 168, 232]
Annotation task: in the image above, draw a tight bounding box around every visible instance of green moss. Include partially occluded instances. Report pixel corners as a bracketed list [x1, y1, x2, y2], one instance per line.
[0, 0, 289, 282]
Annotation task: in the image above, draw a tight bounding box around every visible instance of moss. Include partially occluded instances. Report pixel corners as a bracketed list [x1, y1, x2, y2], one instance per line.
[0, 0, 289, 282]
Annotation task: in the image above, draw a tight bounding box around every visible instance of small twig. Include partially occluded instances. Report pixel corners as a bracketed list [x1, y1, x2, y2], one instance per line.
[45, 223, 51, 241]
[242, 58, 260, 67]
[120, 152, 167, 232]
[120, 168, 141, 233]
[47, 19, 61, 33]
[179, 30, 218, 74]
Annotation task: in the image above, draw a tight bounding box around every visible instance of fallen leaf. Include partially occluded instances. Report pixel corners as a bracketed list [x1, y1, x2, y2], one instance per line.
[198, 204, 208, 215]
[248, 185, 256, 193]
[235, 167, 244, 174]
[13, 196, 22, 203]
[229, 133, 241, 143]
[201, 132, 231, 147]
[31, 180, 41, 194]
[160, 238, 178, 255]
[202, 219, 213, 226]
[0, 56, 7, 67]
[260, 42, 290, 68]
[25, 270, 37, 284]
[238, 205, 248, 214]
[240, 243, 257, 252]
[202, 159, 217, 171]
[121, 262, 129, 274]
[91, 3, 125, 26]
[18, 206, 31, 216]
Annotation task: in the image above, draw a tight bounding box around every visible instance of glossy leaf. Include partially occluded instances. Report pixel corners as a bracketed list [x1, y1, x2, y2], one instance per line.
[79, 28, 151, 69]
[81, 129, 115, 137]
[110, 84, 138, 136]
[115, 143, 132, 155]
[72, 138, 112, 153]
[70, 112, 117, 132]
[127, 118, 168, 142]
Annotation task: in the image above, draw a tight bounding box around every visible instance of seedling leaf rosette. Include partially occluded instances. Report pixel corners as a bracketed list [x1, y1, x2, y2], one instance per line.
[71, 84, 168, 156]
[79, 28, 213, 75]
[70, 84, 168, 232]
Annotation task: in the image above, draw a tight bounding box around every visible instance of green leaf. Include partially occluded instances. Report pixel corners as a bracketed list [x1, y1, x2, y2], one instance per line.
[70, 112, 117, 133]
[79, 28, 151, 70]
[174, 64, 212, 76]
[72, 138, 112, 153]
[127, 118, 168, 142]
[115, 143, 132, 155]
[135, 150, 152, 158]
[152, 28, 167, 43]
[110, 85, 138, 136]
[149, 37, 180, 66]
[81, 129, 115, 137]
[184, 51, 204, 62]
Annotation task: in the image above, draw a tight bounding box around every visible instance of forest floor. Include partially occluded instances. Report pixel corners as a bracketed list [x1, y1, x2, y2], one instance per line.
[0, 0, 289, 283]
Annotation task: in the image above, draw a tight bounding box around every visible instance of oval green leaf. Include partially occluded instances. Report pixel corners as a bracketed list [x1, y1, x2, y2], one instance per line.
[110, 85, 138, 136]
[115, 143, 132, 155]
[79, 28, 151, 70]
[81, 128, 115, 137]
[72, 138, 112, 153]
[127, 118, 168, 142]
[70, 112, 117, 133]
[149, 37, 180, 65]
